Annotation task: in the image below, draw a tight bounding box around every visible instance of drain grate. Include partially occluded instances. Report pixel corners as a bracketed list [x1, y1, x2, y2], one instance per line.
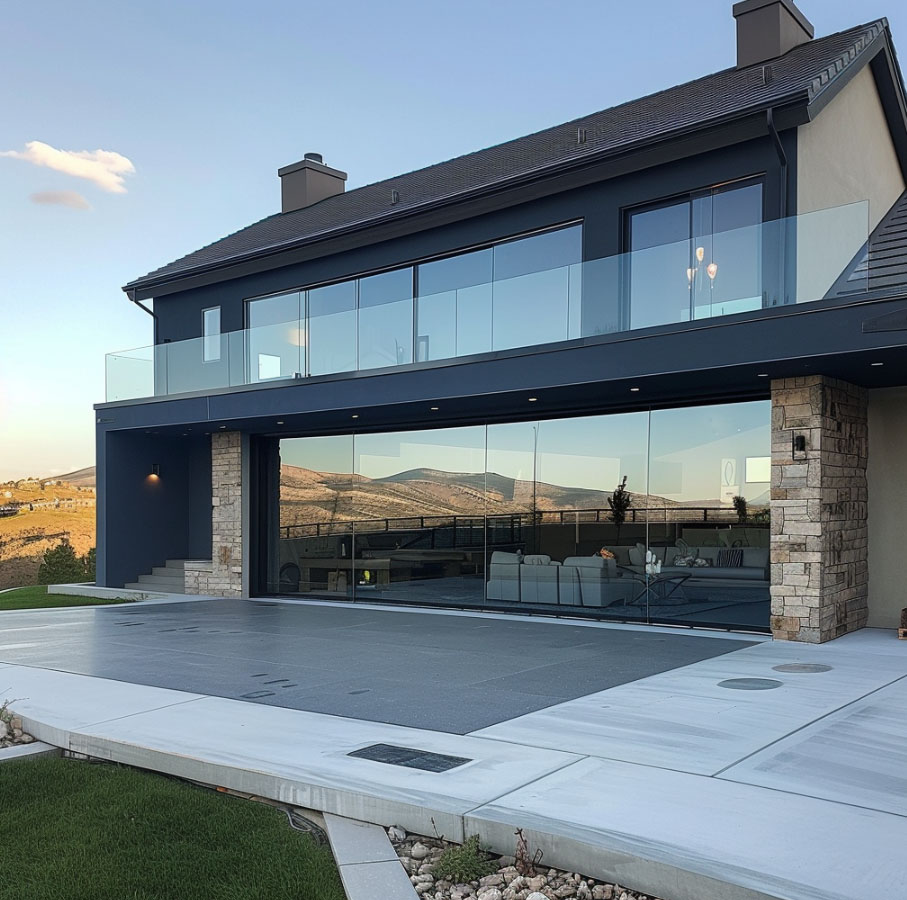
[719, 677, 783, 691]
[772, 663, 833, 673]
[348, 743, 472, 772]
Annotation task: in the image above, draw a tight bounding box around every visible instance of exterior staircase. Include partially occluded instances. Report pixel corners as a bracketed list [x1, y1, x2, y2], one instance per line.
[124, 559, 207, 593]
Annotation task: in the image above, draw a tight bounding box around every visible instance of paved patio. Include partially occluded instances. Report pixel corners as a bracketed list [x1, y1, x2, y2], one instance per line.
[0, 598, 753, 732]
[2, 595, 906, 900]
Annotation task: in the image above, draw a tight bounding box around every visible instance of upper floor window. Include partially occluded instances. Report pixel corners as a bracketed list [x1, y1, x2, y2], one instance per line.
[415, 224, 582, 361]
[247, 292, 303, 381]
[202, 307, 221, 362]
[243, 221, 583, 377]
[627, 179, 763, 330]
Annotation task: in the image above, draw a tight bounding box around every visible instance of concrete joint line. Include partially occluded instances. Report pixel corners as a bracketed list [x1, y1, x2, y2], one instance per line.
[711, 670, 907, 778]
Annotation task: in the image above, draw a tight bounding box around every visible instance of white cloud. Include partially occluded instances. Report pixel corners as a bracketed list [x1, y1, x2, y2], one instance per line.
[1, 140, 135, 193]
[30, 190, 91, 210]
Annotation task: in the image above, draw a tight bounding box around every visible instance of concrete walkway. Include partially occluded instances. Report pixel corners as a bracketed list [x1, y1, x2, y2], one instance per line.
[1, 597, 906, 900]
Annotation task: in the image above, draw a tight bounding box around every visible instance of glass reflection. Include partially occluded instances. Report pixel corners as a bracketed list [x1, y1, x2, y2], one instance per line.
[352, 427, 487, 605]
[358, 268, 414, 370]
[272, 400, 770, 629]
[308, 281, 357, 376]
[647, 400, 770, 630]
[275, 435, 354, 597]
[492, 226, 582, 350]
[246, 292, 303, 382]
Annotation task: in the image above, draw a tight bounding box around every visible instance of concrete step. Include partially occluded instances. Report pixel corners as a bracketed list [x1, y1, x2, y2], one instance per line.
[136, 574, 185, 588]
[165, 559, 212, 570]
[123, 582, 185, 594]
[152, 566, 187, 577]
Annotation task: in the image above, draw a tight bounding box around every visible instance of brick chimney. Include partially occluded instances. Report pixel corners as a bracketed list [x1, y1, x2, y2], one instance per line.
[278, 152, 347, 213]
[732, 0, 814, 68]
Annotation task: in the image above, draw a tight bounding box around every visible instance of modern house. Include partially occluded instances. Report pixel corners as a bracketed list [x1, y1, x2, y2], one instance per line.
[97, 0, 907, 643]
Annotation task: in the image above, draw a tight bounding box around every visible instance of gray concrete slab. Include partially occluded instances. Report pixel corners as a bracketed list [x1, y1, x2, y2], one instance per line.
[465, 755, 906, 900]
[2, 614, 907, 900]
[323, 813, 400, 865]
[0, 598, 753, 733]
[338, 860, 418, 900]
[0, 742, 61, 763]
[720, 673, 907, 815]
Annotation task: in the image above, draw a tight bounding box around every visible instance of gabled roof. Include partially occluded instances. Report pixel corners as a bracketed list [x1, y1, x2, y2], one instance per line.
[127, 18, 891, 295]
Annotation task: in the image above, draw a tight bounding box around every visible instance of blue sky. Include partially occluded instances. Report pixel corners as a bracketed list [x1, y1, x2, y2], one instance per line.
[0, 0, 899, 480]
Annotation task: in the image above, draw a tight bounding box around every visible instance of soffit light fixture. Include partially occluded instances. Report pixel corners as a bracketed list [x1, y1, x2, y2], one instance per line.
[528, 397, 538, 402]
[630, 387, 640, 392]
[871, 362, 884, 367]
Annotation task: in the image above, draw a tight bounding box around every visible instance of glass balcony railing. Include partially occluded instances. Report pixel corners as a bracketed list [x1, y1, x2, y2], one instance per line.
[105, 201, 869, 402]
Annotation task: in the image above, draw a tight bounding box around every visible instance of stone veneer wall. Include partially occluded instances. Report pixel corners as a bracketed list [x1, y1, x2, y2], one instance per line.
[771, 376, 868, 642]
[183, 431, 244, 599]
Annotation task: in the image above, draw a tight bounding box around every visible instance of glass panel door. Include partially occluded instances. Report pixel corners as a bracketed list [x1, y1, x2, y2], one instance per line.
[352, 427, 486, 607]
[308, 280, 358, 376]
[276, 435, 355, 598]
[646, 400, 770, 630]
[246, 292, 303, 383]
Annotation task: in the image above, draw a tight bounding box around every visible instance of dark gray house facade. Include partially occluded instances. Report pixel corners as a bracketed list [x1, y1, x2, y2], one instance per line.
[97, 0, 907, 642]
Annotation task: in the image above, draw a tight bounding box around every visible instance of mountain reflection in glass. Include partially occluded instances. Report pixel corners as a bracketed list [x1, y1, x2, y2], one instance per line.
[272, 400, 771, 631]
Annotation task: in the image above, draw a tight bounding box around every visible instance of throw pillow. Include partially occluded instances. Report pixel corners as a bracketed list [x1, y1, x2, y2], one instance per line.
[692, 557, 711, 568]
[718, 548, 744, 568]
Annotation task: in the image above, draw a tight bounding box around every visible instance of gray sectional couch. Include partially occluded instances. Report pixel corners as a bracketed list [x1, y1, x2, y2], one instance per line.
[486, 552, 638, 608]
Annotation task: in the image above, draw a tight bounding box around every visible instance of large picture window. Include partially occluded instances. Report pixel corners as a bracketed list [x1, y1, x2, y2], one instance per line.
[628, 179, 763, 330]
[268, 400, 771, 632]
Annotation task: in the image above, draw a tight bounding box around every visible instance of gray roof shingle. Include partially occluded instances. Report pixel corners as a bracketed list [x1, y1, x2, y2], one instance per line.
[126, 19, 888, 293]
[832, 189, 907, 296]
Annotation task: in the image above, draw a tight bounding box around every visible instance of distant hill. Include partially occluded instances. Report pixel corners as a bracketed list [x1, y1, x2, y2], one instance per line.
[54, 467, 96, 489]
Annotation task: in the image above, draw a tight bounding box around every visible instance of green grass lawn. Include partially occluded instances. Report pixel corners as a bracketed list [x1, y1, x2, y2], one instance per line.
[0, 758, 345, 900]
[0, 585, 133, 611]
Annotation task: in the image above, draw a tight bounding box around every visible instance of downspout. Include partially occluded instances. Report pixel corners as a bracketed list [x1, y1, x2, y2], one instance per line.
[126, 288, 159, 344]
[767, 108, 789, 304]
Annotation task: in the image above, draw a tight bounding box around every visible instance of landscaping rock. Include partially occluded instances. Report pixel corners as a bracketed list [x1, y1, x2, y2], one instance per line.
[477, 890, 503, 900]
[391, 831, 663, 900]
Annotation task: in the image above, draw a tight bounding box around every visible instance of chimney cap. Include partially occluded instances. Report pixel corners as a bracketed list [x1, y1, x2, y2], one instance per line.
[277, 156, 348, 181]
[732, 0, 814, 39]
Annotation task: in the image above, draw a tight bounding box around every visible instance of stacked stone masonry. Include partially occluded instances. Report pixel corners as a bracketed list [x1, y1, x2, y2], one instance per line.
[770, 376, 868, 642]
[183, 431, 244, 599]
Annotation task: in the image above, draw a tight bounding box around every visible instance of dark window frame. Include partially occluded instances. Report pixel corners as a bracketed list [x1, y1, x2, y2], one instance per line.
[621, 175, 767, 330]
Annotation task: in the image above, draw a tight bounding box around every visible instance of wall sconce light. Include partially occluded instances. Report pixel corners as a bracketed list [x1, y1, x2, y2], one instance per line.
[792, 434, 807, 458]
[151, 464, 160, 476]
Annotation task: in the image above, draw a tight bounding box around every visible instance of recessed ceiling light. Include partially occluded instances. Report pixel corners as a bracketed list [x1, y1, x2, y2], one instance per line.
[871, 362, 884, 367]
[528, 397, 538, 402]
[430, 406, 439, 411]
[630, 387, 640, 392]
[219, 425, 226, 429]
[351, 414, 359, 419]
[276, 420, 284, 425]
[757, 373, 769, 377]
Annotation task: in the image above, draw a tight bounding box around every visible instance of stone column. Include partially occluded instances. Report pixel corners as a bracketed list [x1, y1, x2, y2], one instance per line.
[184, 431, 245, 598]
[770, 376, 868, 642]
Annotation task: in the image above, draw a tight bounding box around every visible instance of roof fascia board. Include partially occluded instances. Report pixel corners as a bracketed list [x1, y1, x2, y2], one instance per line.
[803, 30, 886, 120]
[869, 33, 907, 174]
[128, 105, 808, 301]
